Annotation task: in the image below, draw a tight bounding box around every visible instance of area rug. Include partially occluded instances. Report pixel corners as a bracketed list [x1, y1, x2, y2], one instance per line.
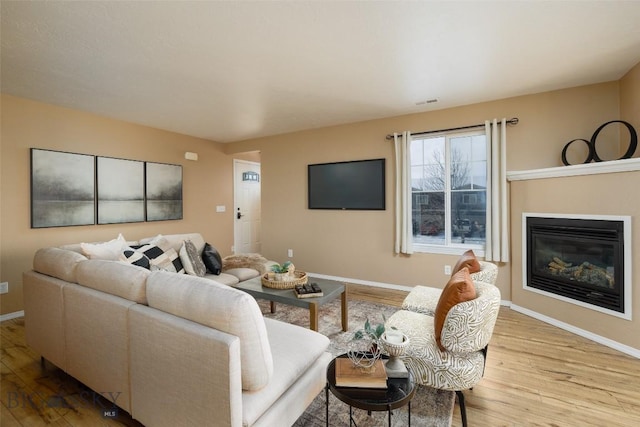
[258, 298, 455, 427]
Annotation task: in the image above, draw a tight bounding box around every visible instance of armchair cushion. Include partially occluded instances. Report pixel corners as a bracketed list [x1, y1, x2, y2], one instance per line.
[434, 267, 476, 350]
[452, 249, 481, 275]
[401, 285, 442, 315]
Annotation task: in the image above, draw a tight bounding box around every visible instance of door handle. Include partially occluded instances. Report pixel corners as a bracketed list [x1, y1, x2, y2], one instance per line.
[237, 208, 243, 219]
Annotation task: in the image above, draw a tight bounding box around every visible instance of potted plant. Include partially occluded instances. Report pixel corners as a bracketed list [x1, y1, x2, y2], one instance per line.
[270, 261, 293, 281]
[348, 315, 395, 368]
[353, 316, 387, 342]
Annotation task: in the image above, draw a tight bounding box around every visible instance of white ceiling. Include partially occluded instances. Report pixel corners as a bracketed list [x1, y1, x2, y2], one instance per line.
[2, 1, 640, 143]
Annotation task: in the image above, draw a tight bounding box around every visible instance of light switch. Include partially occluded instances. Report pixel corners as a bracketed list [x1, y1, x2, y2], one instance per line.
[216, 205, 226, 213]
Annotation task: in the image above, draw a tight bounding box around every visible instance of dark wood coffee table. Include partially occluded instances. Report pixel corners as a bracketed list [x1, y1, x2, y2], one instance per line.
[326, 354, 416, 426]
[233, 276, 348, 332]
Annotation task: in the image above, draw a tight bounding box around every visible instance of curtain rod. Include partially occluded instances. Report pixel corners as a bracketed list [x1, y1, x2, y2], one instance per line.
[385, 117, 519, 140]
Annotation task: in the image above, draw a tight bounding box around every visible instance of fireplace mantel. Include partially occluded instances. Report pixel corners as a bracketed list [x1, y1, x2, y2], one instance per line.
[507, 157, 640, 181]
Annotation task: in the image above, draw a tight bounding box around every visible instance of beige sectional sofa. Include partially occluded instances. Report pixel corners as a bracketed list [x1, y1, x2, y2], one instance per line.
[22, 233, 332, 427]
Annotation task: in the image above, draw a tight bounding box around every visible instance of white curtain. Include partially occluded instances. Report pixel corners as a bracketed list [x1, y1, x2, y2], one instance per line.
[484, 119, 509, 262]
[394, 132, 413, 255]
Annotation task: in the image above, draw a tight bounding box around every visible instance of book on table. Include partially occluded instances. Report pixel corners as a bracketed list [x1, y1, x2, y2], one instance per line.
[294, 282, 323, 298]
[335, 357, 388, 389]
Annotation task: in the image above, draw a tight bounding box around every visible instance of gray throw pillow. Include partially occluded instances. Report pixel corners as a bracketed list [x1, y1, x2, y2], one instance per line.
[180, 239, 207, 277]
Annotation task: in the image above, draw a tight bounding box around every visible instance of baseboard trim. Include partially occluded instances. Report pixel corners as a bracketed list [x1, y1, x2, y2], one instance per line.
[0, 310, 24, 322]
[307, 272, 415, 293]
[511, 304, 640, 359]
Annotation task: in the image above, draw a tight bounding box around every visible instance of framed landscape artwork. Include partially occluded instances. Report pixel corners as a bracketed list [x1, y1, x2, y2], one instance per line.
[97, 157, 145, 224]
[31, 148, 96, 228]
[145, 162, 183, 221]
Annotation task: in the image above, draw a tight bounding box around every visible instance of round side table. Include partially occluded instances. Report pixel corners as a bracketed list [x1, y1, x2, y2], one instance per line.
[325, 354, 416, 426]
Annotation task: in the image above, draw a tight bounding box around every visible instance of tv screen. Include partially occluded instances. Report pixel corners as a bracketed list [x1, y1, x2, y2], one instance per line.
[308, 159, 385, 210]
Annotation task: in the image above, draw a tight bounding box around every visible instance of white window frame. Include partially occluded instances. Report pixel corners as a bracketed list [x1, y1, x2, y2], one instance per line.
[411, 130, 487, 257]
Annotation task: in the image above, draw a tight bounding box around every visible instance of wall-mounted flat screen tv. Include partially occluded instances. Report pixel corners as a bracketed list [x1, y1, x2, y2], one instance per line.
[308, 158, 385, 210]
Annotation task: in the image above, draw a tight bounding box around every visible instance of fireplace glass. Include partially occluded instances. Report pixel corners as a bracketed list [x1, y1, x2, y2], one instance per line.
[526, 216, 624, 313]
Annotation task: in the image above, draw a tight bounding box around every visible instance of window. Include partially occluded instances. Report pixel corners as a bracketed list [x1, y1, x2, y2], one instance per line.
[410, 131, 487, 254]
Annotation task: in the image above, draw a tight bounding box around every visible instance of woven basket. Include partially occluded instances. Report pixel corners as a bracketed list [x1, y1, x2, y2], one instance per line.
[261, 271, 308, 289]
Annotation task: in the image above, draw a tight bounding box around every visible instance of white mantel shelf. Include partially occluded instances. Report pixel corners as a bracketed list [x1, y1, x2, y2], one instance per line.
[507, 157, 640, 181]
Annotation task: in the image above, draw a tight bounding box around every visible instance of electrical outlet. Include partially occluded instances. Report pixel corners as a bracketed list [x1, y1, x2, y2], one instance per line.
[444, 265, 452, 275]
[0, 282, 8, 294]
[287, 249, 294, 258]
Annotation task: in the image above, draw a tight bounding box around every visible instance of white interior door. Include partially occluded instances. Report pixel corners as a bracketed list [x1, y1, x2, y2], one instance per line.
[233, 160, 261, 254]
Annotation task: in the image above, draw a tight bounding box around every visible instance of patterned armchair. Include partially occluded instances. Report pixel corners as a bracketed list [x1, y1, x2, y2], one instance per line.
[402, 261, 498, 315]
[386, 262, 500, 427]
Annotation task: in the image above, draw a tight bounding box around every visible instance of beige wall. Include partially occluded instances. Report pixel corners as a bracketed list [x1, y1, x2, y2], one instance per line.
[510, 172, 640, 349]
[2, 63, 638, 331]
[620, 61, 640, 157]
[226, 81, 622, 300]
[227, 76, 639, 351]
[502, 61, 640, 351]
[0, 94, 236, 314]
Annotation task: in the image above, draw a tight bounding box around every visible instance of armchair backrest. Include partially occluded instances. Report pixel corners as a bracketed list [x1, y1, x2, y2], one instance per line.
[440, 281, 501, 353]
[470, 261, 498, 285]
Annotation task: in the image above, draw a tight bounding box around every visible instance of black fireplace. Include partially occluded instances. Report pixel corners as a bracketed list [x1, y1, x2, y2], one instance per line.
[526, 216, 625, 313]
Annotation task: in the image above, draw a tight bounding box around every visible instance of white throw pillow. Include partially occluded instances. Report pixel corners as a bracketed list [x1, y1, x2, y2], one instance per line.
[81, 234, 127, 260]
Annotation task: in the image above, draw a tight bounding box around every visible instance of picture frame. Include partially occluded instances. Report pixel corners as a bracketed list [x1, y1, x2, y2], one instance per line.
[97, 156, 145, 224]
[30, 148, 96, 228]
[145, 162, 183, 221]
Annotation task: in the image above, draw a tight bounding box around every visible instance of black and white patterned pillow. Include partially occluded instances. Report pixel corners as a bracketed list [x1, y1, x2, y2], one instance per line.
[121, 247, 151, 269]
[149, 248, 185, 274]
[130, 243, 165, 261]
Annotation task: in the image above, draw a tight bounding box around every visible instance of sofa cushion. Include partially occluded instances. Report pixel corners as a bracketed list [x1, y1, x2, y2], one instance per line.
[203, 272, 239, 286]
[242, 318, 330, 426]
[33, 247, 87, 283]
[452, 249, 481, 275]
[224, 268, 260, 282]
[146, 271, 273, 391]
[76, 259, 149, 304]
[201, 243, 223, 275]
[180, 239, 206, 277]
[80, 233, 127, 260]
[434, 267, 476, 350]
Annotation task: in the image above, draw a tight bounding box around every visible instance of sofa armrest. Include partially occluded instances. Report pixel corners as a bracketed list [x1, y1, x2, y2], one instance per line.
[23, 271, 67, 370]
[129, 305, 243, 427]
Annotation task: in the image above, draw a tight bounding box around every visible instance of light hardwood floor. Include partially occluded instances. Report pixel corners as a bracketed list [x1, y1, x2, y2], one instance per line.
[2, 284, 639, 426]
